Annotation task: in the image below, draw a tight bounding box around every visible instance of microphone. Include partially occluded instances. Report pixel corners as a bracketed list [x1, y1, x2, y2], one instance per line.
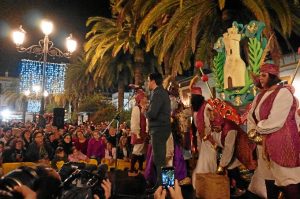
[128, 84, 142, 90]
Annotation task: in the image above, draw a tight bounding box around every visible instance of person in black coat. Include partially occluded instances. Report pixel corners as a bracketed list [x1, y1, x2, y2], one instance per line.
[21, 129, 32, 150]
[58, 133, 73, 155]
[2, 138, 26, 163]
[144, 73, 171, 190]
[25, 131, 54, 163]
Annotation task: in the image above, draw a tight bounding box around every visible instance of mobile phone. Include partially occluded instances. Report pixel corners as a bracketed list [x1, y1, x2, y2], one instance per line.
[161, 166, 175, 189]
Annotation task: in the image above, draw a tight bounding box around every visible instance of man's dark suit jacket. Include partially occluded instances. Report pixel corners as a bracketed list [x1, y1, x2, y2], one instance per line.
[146, 85, 171, 130]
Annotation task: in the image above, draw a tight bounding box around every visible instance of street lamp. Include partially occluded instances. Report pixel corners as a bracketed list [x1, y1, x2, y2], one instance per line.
[12, 19, 77, 115]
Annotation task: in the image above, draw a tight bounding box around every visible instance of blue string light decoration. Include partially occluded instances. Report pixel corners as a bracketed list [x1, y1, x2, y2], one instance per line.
[27, 99, 41, 113]
[19, 59, 66, 94]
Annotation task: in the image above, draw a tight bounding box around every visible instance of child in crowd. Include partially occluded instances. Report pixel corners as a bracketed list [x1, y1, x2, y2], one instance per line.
[51, 147, 68, 170]
[117, 136, 130, 161]
[103, 141, 116, 166]
[73, 130, 89, 155]
[59, 133, 73, 155]
[87, 130, 105, 163]
[68, 146, 90, 163]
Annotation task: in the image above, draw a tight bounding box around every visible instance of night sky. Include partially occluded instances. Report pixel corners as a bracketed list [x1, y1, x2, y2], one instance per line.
[1, 1, 299, 78]
[0, 0, 111, 77]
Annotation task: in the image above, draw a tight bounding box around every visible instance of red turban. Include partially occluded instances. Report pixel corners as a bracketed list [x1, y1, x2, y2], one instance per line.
[191, 86, 202, 95]
[135, 90, 145, 104]
[260, 63, 279, 76]
[189, 76, 202, 95]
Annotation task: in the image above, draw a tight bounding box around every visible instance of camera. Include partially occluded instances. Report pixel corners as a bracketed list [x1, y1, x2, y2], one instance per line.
[60, 162, 108, 199]
[161, 166, 175, 189]
[0, 166, 39, 199]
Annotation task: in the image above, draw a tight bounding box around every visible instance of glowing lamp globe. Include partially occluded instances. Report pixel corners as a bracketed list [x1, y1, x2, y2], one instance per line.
[41, 20, 53, 35]
[24, 90, 30, 96]
[66, 34, 77, 53]
[12, 27, 26, 46]
[43, 90, 49, 97]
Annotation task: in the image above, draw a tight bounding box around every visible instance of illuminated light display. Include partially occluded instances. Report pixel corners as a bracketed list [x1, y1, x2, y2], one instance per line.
[20, 59, 66, 94]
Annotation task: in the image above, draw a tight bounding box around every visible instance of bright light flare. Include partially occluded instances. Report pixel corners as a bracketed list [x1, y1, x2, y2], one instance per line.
[12, 26, 26, 46]
[24, 90, 30, 96]
[66, 34, 77, 53]
[40, 20, 53, 35]
[43, 90, 49, 97]
[1, 109, 11, 118]
[32, 85, 41, 93]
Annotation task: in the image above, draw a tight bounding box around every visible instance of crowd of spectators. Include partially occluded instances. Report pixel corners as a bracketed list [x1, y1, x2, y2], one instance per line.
[0, 120, 138, 173]
[0, 120, 186, 199]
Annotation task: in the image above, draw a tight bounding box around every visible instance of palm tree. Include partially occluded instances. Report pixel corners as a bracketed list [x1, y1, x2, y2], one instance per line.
[2, 79, 27, 122]
[64, 53, 96, 113]
[84, 1, 162, 111]
[93, 51, 134, 111]
[136, 0, 300, 72]
[85, 0, 161, 87]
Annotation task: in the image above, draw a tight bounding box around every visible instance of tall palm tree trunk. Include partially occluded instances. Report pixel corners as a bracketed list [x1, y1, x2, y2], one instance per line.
[134, 48, 144, 86]
[134, 64, 143, 86]
[117, 78, 125, 111]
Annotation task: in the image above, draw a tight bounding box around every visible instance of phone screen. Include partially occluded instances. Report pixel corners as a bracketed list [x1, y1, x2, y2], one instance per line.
[161, 166, 175, 189]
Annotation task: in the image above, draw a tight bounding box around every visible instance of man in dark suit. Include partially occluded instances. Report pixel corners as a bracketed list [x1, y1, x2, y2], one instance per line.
[144, 73, 171, 191]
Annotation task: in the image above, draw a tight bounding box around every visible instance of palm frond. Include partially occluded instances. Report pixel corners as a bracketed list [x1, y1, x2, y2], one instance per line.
[136, 0, 179, 43]
[267, 0, 292, 36]
[218, 0, 226, 10]
[242, 0, 271, 30]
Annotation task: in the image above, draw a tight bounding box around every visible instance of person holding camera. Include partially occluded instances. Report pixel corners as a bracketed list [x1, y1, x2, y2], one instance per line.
[10, 166, 112, 199]
[0, 166, 61, 199]
[154, 179, 183, 199]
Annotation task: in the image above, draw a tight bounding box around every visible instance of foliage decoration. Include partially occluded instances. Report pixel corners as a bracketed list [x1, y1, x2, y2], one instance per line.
[212, 52, 225, 92]
[212, 20, 267, 106]
[248, 37, 263, 74]
[136, 0, 300, 76]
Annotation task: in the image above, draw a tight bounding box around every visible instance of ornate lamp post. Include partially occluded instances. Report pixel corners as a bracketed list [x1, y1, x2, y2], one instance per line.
[12, 19, 77, 115]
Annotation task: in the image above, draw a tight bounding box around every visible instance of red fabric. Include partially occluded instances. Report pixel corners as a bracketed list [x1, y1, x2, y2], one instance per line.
[131, 106, 147, 145]
[213, 118, 257, 170]
[211, 112, 225, 127]
[240, 103, 252, 124]
[207, 98, 241, 125]
[191, 86, 202, 95]
[233, 123, 258, 170]
[260, 63, 279, 76]
[135, 90, 145, 104]
[73, 138, 89, 155]
[256, 86, 300, 167]
[196, 102, 207, 139]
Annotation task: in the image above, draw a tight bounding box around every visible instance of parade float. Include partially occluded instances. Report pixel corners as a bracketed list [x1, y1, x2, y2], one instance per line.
[207, 21, 267, 107]
[193, 20, 300, 198]
[199, 20, 299, 121]
[190, 21, 270, 198]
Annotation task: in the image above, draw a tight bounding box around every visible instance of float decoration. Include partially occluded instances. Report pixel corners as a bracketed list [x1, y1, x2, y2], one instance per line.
[212, 20, 267, 106]
[207, 98, 241, 125]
